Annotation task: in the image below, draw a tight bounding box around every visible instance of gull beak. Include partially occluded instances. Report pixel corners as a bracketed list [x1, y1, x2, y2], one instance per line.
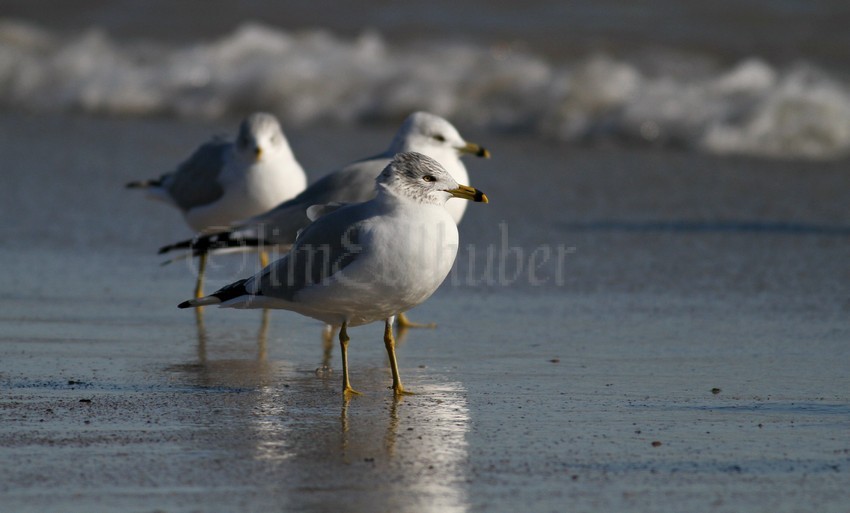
[254, 146, 263, 160]
[447, 184, 489, 203]
[459, 142, 491, 159]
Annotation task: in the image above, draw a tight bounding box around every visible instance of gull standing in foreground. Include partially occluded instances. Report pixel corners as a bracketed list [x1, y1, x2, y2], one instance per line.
[127, 112, 308, 297]
[159, 111, 489, 323]
[178, 152, 489, 396]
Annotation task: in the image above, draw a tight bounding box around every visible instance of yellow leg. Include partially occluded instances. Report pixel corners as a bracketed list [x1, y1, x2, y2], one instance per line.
[384, 319, 413, 396]
[339, 322, 361, 397]
[396, 312, 436, 330]
[259, 250, 269, 268]
[194, 253, 208, 299]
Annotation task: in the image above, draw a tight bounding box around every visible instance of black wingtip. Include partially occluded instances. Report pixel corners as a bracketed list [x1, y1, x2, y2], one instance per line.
[158, 238, 193, 255]
[178, 279, 250, 310]
[159, 233, 262, 257]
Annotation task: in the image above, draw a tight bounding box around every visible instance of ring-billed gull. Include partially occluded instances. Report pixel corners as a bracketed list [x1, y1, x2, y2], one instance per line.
[159, 111, 488, 321]
[127, 112, 307, 297]
[178, 152, 489, 396]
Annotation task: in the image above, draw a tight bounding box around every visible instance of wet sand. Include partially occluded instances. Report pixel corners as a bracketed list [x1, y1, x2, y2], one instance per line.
[1, 113, 849, 512]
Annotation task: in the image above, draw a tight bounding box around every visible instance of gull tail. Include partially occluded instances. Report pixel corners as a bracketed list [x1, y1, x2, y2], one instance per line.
[159, 231, 262, 257]
[178, 278, 250, 309]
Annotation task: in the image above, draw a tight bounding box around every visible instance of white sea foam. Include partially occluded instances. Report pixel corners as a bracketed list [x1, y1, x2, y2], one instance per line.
[3, 19, 850, 160]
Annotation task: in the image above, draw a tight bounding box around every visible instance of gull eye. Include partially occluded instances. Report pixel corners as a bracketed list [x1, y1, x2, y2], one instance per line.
[433, 134, 446, 142]
[422, 175, 437, 183]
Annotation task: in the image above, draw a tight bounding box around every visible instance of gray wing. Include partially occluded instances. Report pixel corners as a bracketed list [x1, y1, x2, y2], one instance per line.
[301, 153, 391, 205]
[162, 140, 230, 211]
[233, 154, 390, 246]
[249, 201, 379, 302]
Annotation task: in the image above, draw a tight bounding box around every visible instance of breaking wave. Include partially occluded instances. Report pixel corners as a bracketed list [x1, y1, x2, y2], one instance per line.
[3, 19, 850, 159]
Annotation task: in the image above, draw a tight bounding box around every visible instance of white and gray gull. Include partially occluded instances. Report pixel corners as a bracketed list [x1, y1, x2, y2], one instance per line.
[127, 112, 307, 297]
[178, 152, 489, 396]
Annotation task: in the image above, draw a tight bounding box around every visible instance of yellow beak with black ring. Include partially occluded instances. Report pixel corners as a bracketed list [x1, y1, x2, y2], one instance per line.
[447, 184, 489, 203]
[459, 142, 491, 159]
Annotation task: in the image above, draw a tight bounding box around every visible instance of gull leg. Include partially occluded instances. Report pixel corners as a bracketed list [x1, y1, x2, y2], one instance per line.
[259, 250, 269, 268]
[384, 318, 413, 396]
[396, 312, 436, 330]
[194, 253, 208, 299]
[339, 322, 361, 397]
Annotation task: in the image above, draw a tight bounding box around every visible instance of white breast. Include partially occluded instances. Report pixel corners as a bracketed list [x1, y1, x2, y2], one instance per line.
[185, 152, 306, 233]
[293, 203, 459, 327]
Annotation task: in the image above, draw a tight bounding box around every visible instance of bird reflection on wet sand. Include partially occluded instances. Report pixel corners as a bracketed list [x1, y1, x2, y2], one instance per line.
[167, 352, 471, 511]
[193, 308, 271, 364]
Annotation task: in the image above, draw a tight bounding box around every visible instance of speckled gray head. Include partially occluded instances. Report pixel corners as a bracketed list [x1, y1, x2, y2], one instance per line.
[377, 152, 489, 205]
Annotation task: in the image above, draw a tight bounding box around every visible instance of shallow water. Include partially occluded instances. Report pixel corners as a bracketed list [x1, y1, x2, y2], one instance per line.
[4, 4, 850, 159]
[1, 113, 848, 512]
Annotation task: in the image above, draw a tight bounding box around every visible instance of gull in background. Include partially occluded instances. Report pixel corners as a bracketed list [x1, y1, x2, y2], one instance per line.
[127, 112, 307, 297]
[178, 152, 489, 396]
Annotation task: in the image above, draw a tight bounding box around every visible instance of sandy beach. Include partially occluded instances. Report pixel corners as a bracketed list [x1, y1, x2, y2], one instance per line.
[0, 112, 848, 512]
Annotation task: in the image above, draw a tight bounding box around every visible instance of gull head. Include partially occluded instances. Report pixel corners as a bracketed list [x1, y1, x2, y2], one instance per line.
[235, 112, 288, 162]
[389, 111, 490, 159]
[378, 152, 489, 205]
